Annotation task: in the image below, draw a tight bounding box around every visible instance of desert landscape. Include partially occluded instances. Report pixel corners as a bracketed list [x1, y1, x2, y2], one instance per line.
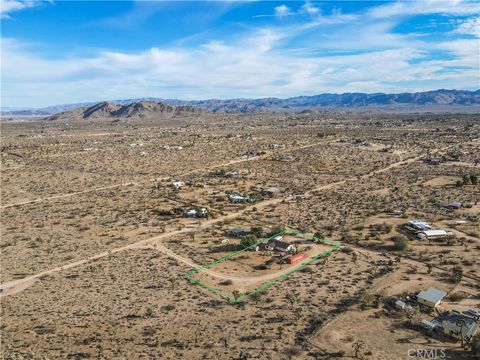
[1, 107, 479, 359]
[2, 1, 480, 359]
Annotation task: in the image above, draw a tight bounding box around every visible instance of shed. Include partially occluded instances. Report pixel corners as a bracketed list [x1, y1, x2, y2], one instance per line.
[417, 288, 447, 308]
[262, 187, 283, 197]
[288, 253, 305, 264]
[445, 202, 463, 210]
[417, 230, 453, 240]
[227, 227, 249, 237]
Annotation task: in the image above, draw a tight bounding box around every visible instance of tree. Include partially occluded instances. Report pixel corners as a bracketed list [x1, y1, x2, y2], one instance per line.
[471, 174, 478, 186]
[293, 307, 303, 321]
[452, 266, 464, 284]
[352, 252, 358, 264]
[426, 263, 432, 274]
[240, 234, 257, 249]
[250, 226, 263, 238]
[392, 235, 409, 251]
[285, 292, 297, 309]
[232, 290, 242, 302]
[352, 340, 365, 359]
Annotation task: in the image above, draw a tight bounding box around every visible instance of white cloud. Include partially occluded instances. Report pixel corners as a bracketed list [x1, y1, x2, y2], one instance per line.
[274, 4, 291, 17]
[369, 0, 480, 18]
[453, 16, 480, 37]
[301, 1, 319, 15]
[2, 1, 479, 107]
[0, 0, 47, 19]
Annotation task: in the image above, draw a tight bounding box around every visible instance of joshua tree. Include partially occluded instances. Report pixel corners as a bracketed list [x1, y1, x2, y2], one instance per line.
[352, 340, 365, 359]
[293, 307, 303, 321]
[452, 266, 464, 284]
[352, 251, 358, 264]
[456, 319, 466, 348]
[285, 292, 297, 309]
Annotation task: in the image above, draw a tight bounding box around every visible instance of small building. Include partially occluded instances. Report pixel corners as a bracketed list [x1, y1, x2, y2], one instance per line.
[444, 202, 463, 210]
[172, 181, 186, 189]
[417, 288, 447, 308]
[262, 187, 283, 197]
[417, 230, 454, 241]
[442, 312, 479, 341]
[405, 220, 432, 233]
[264, 239, 294, 253]
[423, 157, 442, 165]
[227, 227, 249, 237]
[228, 193, 252, 203]
[184, 208, 208, 218]
[275, 155, 295, 162]
[395, 299, 413, 313]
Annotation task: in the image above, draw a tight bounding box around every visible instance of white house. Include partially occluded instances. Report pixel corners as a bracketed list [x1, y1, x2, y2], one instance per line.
[417, 288, 447, 308]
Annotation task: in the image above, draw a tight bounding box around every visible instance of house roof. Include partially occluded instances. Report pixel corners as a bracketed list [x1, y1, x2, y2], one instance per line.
[417, 288, 447, 304]
[267, 239, 292, 249]
[420, 230, 450, 237]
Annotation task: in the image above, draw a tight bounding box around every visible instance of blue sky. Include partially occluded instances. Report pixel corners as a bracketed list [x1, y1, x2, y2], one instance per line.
[1, 0, 479, 108]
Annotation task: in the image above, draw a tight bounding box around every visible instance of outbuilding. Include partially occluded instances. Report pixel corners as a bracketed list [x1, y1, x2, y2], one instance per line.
[417, 288, 447, 308]
[227, 227, 249, 237]
[417, 230, 454, 241]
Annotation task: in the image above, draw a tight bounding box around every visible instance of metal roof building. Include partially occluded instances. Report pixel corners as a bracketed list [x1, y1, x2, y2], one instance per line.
[417, 288, 447, 308]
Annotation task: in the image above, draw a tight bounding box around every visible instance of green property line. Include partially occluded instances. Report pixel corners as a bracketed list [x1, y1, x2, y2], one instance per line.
[184, 229, 340, 302]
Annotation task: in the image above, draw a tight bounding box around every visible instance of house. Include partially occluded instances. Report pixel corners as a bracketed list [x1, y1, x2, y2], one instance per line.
[264, 239, 294, 253]
[172, 181, 186, 189]
[227, 227, 249, 237]
[442, 312, 479, 341]
[417, 288, 447, 308]
[404, 220, 432, 233]
[423, 157, 442, 165]
[225, 171, 238, 178]
[275, 155, 295, 162]
[262, 187, 283, 197]
[228, 193, 252, 203]
[417, 230, 454, 241]
[444, 202, 463, 210]
[184, 208, 208, 218]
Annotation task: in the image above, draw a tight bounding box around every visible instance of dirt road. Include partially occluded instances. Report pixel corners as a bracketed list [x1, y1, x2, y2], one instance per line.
[1, 140, 326, 209]
[0, 151, 421, 298]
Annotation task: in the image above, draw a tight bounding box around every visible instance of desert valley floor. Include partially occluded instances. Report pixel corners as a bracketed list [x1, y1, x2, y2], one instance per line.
[1, 110, 479, 359]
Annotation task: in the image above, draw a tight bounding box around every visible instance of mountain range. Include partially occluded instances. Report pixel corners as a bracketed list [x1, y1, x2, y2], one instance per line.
[2, 89, 479, 117]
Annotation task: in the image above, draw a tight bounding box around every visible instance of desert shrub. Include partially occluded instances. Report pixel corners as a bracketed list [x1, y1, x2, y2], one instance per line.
[391, 235, 409, 251]
[240, 234, 258, 248]
[219, 280, 233, 286]
[449, 291, 468, 302]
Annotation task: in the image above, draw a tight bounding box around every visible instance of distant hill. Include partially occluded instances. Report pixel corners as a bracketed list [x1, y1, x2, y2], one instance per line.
[2, 89, 479, 117]
[45, 101, 203, 121]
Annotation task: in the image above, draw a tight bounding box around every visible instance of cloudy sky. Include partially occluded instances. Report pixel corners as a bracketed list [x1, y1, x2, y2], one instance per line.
[1, 0, 479, 108]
